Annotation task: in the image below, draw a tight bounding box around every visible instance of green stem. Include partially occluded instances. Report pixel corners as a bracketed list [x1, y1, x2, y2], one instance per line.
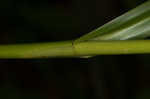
[0, 40, 150, 58]
[0, 41, 74, 58]
[74, 40, 150, 56]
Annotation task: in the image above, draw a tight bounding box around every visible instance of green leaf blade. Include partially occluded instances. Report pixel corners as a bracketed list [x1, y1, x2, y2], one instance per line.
[75, 1, 150, 43]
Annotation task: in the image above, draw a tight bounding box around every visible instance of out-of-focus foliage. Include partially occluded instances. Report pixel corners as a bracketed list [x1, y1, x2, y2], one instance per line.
[76, 0, 150, 42]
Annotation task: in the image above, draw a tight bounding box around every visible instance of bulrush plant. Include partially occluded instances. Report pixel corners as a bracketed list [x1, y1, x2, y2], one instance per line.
[1, 1, 150, 58]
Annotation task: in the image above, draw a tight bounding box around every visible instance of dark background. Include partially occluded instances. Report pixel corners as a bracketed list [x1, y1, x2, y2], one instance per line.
[0, 0, 150, 99]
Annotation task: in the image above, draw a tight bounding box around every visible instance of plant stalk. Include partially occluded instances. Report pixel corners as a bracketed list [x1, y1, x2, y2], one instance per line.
[0, 41, 74, 58]
[0, 40, 150, 58]
[74, 40, 150, 56]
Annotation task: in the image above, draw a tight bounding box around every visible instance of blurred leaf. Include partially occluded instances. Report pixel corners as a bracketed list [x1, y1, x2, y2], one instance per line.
[75, 1, 150, 43]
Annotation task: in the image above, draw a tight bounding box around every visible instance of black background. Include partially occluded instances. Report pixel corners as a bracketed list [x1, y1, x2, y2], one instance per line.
[0, 0, 149, 99]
